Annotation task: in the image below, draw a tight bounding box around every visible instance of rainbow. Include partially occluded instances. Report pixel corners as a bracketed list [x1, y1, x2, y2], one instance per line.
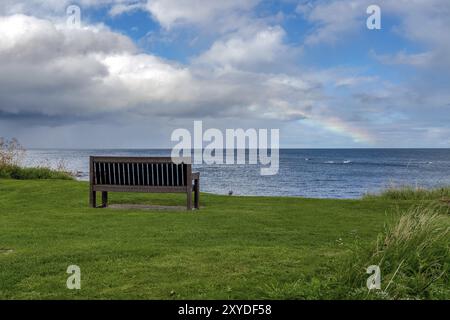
[307, 116, 376, 144]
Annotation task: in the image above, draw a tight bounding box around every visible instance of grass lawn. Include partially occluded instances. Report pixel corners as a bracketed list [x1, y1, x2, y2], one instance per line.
[0, 179, 447, 299]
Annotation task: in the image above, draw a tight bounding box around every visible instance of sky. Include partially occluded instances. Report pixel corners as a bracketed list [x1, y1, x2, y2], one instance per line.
[0, 0, 449, 148]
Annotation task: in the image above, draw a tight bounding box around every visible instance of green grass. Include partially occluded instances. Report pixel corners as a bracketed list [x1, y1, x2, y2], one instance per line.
[0, 165, 73, 180]
[0, 179, 448, 299]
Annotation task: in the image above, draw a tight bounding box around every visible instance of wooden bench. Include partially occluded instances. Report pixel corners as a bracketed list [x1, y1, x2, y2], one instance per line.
[89, 156, 200, 210]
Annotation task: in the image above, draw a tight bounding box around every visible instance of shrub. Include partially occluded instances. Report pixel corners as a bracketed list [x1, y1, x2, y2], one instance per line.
[0, 164, 73, 180]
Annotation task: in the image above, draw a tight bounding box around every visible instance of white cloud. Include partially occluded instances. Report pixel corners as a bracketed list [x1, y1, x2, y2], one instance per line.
[0, 14, 318, 124]
[296, 0, 366, 45]
[194, 26, 293, 70]
[0, 0, 126, 16]
[373, 50, 434, 67]
[2, 14, 379, 147]
[109, 2, 145, 17]
[297, 0, 450, 69]
[0, 0, 260, 32]
[144, 0, 259, 30]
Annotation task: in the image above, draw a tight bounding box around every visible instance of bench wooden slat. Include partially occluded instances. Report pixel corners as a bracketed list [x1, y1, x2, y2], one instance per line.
[93, 185, 187, 193]
[93, 156, 191, 163]
[166, 163, 169, 186]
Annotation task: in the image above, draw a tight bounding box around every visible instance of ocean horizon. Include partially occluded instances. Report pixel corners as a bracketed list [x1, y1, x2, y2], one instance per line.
[22, 148, 450, 199]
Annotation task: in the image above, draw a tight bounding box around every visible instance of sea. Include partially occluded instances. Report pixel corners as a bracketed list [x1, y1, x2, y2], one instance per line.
[22, 149, 450, 199]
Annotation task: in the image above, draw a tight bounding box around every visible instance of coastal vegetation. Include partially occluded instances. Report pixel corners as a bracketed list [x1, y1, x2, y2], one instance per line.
[336, 204, 449, 299]
[364, 186, 450, 201]
[0, 137, 73, 180]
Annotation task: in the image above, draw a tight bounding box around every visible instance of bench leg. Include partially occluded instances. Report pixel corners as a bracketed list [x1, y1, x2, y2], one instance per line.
[186, 190, 192, 210]
[102, 191, 108, 208]
[90, 190, 97, 208]
[194, 178, 200, 209]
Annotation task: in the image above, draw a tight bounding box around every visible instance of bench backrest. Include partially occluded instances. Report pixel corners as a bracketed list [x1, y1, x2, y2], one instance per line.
[90, 157, 191, 188]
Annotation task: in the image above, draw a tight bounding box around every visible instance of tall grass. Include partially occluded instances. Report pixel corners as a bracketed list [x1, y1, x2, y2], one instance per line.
[0, 137, 73, 180]
[0, 137, 25, 166]
[337, 204, 449, 299]
[258, 204, 449, 300]
[364, 186, 450, 201]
